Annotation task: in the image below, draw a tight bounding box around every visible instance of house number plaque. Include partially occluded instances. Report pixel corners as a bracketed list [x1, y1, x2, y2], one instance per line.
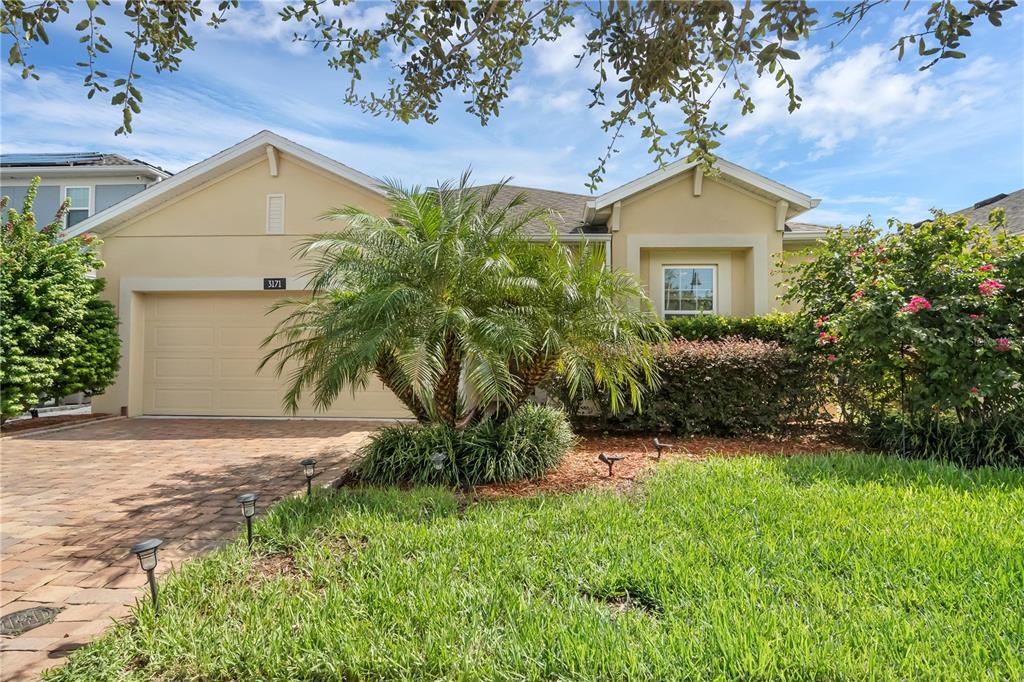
[263, 278, 286, 290]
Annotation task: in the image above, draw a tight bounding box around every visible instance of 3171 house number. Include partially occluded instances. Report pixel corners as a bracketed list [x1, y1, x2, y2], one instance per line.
[263, 278, 286, 290]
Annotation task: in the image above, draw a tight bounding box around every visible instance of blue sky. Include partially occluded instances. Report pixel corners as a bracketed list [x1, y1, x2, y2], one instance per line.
[2, 1, 1022, 226]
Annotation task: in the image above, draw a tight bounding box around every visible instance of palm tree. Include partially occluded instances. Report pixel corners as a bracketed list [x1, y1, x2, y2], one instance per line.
[260, 173, 665, 428]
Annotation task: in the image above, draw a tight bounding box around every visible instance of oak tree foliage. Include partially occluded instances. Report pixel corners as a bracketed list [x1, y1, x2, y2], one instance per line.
[2, 0, 1016, 187]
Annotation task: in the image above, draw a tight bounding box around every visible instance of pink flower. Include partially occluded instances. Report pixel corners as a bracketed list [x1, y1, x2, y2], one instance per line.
[814, 315, 829, 329]
[849, 248, 865, 258]
[979, 279, 1005, 296]
[970, 387, 980, 396]
[969, 314, 980, 320]
[827, 354, 838, 363]
[995, 338, 1011, 353]
[901, 296, 932, 313]
[817, 332, 839, 346]
[978, 264, 994, 272]
[850, 290, 864, 302]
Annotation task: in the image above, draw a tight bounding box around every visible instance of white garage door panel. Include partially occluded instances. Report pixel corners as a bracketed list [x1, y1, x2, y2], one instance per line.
[142, 292, 409, 418]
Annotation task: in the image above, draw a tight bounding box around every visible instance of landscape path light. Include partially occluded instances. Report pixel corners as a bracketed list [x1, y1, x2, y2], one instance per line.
[429, 451, 446, 471]
[597, 452, 624, 477]
[130, 538, 163, 615]
[237, 493, 258, 549]
[301, 458, 317, 496]
[653, 438, 674, 461]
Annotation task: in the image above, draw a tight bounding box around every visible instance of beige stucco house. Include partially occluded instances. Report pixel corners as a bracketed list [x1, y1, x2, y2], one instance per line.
[64, 130, 825, 419]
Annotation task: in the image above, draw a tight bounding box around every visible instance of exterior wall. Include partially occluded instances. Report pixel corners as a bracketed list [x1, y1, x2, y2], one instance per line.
[1, 174, 158, 226]
[608, 171, 785, 316]
[92, 152, 389, 416]
[776, 241, 819, 313]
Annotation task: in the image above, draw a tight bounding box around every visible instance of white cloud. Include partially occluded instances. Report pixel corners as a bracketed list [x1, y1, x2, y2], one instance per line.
[534, 20, 589, 76]
[726, 44, 1002, 161]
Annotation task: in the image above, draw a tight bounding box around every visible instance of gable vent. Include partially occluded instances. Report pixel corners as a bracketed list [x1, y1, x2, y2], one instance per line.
[266, 194, 285, 234]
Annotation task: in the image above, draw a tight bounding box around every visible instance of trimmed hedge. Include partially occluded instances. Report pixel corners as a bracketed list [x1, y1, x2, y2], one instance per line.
[622, 338, 820, 435]
[355, 404, 576, 487]
[666, 313, 798, 344]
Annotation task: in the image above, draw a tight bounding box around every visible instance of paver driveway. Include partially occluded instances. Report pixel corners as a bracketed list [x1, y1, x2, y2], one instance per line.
[0, 418, 379, 680]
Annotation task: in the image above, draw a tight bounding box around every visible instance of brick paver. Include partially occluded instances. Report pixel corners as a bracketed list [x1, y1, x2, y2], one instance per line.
[0, 418, 378, 680]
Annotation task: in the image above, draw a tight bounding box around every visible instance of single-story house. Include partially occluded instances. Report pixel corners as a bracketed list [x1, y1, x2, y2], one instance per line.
[62, 130, 825, 419]
[954, 188, 1024, 235]
[1, 152, 170, 228]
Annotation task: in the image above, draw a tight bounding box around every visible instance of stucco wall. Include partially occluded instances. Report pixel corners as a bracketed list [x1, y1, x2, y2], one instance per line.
[92, 152, 388, 416]
[609, 172, 785, 316]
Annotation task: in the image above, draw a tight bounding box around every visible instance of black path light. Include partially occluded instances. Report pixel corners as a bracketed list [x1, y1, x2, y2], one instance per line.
[653, 437, 674, 460]
[130, 538, 163, 615]
[301, 458, 317, 496]
[237, 493, 258, 549]
[597, 452, 624, 477]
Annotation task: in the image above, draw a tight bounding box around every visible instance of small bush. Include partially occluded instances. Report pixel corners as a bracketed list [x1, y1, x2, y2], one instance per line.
[866, 413, 1023, 468]
[620, 338, 822, 436]
[666, 313, 798, 344]
[356, 404, 576, 486]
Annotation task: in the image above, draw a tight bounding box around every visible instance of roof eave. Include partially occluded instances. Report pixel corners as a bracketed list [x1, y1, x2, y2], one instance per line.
[590, 157, 819, 214]
[2, 165, 168, 179]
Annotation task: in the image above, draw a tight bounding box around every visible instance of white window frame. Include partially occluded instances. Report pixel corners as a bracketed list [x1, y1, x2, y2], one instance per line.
[661, 264, 717, 317]
[64, 185, 93, 228]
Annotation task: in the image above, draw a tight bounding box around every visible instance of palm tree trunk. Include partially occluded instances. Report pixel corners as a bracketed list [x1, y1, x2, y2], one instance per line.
[498, 354, 557, 421]
[375, 352, 430, 423]
[434, 333, 462, 427]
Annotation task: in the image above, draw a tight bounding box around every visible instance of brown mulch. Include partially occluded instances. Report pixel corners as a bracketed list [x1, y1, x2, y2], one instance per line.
[474, 426, 859, 499]
[0, 412, 112, 436]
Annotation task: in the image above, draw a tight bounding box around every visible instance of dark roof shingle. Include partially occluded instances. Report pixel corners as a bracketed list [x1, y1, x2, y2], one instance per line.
[954, 188, 1024, 235]
[474, 184, 594, 235]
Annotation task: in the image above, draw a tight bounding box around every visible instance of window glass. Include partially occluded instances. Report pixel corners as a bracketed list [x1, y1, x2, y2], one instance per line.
[65, 187, 90, 208]
[65, 187, 90, 227]
[663, 266, 715, 315]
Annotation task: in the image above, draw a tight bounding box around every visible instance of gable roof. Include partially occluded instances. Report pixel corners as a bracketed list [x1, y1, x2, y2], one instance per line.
[475, 183, 593, 235]
[954, 188, 1024, 235]
[585, 157, 819, 223]
[63, 130, 383, 239]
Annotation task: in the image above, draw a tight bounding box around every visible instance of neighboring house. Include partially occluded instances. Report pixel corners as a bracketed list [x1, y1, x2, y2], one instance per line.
[953, 188, 1024, 235]
[63, 130, 824, 419]
[0, 152, 170, 228]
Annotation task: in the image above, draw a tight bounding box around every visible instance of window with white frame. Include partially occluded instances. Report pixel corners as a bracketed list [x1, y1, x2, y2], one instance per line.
[64, 187, 91, 227]
[662, 265, 716, 316]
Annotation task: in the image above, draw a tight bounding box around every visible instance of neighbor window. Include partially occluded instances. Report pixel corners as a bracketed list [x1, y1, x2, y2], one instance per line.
[64, 187, 91, 227]
[662, 265, 716, 316]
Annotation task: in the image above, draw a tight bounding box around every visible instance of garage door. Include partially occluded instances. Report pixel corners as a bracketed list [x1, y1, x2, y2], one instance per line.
[142, 292, 409, 418]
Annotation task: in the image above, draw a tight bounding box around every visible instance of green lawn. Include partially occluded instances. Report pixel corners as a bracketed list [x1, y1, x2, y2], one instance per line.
[50, 454, 1024, 681]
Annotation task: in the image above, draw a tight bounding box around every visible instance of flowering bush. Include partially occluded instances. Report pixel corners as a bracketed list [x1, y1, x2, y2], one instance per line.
[780, 210, 1022, 465]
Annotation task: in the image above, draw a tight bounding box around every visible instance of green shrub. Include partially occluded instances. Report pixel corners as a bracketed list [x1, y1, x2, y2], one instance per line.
[1, 179, 119, 418]
[356, 404, 576, 486]
[618, 338, 821, 436]
[780, 210, 1023, 463]
[866, 413, 1023, 468]
[665, 313, 798, 343]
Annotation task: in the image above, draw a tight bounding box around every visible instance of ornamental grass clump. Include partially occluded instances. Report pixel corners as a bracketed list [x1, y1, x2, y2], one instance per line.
[781, 209, 1023, 465]
[355, 404, 576, 487]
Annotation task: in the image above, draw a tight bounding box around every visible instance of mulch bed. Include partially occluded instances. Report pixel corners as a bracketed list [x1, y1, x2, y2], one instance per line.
[474, 426, 859, 498]
[0, 412, 112, 436]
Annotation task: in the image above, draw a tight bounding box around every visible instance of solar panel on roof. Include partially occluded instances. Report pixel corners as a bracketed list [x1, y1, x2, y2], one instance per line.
[0, 152, 105, 166]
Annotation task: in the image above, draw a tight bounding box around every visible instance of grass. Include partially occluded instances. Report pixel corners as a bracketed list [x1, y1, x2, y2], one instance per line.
[48, 454, 1024, 681]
